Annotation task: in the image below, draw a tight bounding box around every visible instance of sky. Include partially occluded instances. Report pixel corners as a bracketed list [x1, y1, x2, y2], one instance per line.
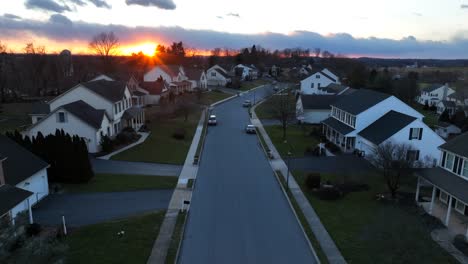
[1, 0, 468, 58]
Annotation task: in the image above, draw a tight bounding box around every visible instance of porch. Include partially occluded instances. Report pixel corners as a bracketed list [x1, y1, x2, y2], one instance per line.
[122, 107, 145, 131]
[322, 117, 356, 153]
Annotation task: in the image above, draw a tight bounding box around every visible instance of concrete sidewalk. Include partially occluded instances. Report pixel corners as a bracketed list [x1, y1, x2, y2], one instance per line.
[251, 107, 347, 264]
[98, 132, 150, 160]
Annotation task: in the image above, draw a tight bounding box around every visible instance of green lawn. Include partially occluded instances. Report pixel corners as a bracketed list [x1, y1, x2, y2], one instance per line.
[240, 79, 270, 91]
[264, 125, 320, 159]
[165, 211, 187, 264]
[66, 211, 165, 264]
[254, 101, 276, 119]
[198, 90, 231, 105]
[414, 104, 439, 128]
[64, 173, 177, 193]
[0, 102, 33, 133]
[292, 171, 457, 264]
[112, 111, 201, 164]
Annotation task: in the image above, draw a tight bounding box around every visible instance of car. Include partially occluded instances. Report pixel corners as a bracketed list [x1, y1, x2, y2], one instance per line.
[273, 86, 279, 91]
[208, 115, 217, 125]
[245, 124, 256, 134]
[242, 100, 252, 107]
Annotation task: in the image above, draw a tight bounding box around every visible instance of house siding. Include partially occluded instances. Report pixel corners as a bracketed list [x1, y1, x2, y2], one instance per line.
[11, 168, 49, 218]
[300, 72, 336, 95]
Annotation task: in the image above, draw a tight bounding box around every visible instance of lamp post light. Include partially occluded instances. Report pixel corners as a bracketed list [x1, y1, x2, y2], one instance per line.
[286, 151, 292, 188]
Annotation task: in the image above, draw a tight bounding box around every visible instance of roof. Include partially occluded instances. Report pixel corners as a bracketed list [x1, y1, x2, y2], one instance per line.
[436, 121, 459, 128]
[358, 111, 417, 145]
[185, 68, 204, 80]
[422, 83, 444, 93]
[439, 100, 457, 108]
[157, 65, 182, 78]
[320, 83, 347, 94]
[122, 107, 144, 120]
[417, 167, 468, 204]
[319, 71, 337, 82]
[322, 117, 355, 135]
[439, 132, 468, 157]
[62, 101, 107, 129]
[0, 135, 49, 186]
[82, 80, 127, 103]
[140, 81, 167, 95]
[31, 102, 50, 115]
[132, 90, 147, 96]
[300, 95, 339, 110]
[214, 68, 230, 79]
[331, 89, 391, 115]
[0, 185, 33, 216]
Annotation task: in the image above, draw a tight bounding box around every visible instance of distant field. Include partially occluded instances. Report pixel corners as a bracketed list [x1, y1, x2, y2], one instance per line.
[390, 66, 468, 74]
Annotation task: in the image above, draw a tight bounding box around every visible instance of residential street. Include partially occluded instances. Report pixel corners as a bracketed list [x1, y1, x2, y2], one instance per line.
[91, 158, 182, 176]
[33, 190, 173, 227]
[179, 85, 317, 264]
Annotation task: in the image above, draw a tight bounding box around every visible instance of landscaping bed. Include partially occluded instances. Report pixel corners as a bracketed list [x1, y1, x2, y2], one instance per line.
[292, 171, 457, 263]
[66, 211, 165, 264]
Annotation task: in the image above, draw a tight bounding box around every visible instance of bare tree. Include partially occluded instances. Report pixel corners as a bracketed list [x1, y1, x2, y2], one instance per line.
[371, 141, 418, 199]
[267, 90, 296, 140]
[313, 48, 321, 58]
[176, 96, 197, 122]
[88, 32, 119, 72]
[0, 42, 8, 102]
[24, 43, 48, 96]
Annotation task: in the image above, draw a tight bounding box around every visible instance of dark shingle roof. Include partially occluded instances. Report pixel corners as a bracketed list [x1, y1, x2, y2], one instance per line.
[122, 107, 144, 120]
[300, 95, 339, 110]
[418, 167, 468, 204]
[358, 111, 417, 145]
[185, 68, 204, 80]
[62, 101, 106, 129]
[439, 100, 456, 108]
[0, 185, 33, 216]
[31, 102, 50, 115]
[83, 80, 127, 103]
[214, 68, 230, 79]
[439, 132, 468, 157]
[140, 81, 167, 95]
[0, 135, 48, 186]
[319, 83, 347, 94]
[332, 89, 391, 115]
[422, 83, 444, 93]
[322, 117, 355, 135]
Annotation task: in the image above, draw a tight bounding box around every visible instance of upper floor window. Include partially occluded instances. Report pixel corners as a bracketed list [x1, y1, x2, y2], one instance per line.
[445, 153, 455, 170]
[311, 83, 314, 88]
[318, 83, 321, 89]
[211, 72, 216, 77]
[57, 112, 67, 123]
[316, 75, 320, 79]
[463, 160, 468, 178]
[409, 128, 422, 140]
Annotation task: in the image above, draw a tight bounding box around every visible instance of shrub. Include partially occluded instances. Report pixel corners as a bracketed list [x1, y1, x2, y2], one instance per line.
[100, 135, 113, 153]
[305, 173, 321, 189]
[454, 235, 468, 256]
[316, 186, 342, 200]
[172, 128, 186, 140]
[26, 223, 41, 237]
[116, 128, 139, 144]
[423, 101, 429, 110]
[429, 105, 437, 112]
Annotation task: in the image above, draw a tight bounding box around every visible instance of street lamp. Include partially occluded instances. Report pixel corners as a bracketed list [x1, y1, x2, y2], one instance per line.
[286, 151, 292, 188]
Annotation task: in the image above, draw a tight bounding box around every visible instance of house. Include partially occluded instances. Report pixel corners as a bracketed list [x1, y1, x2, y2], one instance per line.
[24, 80, 145, 153]
[415, 132, 468, 237]
[207, 65, 231, 86]
[435, 122, 462, 139]
[185, 68, 208, 90]
[144, 65, 192, 94]
[296, 95, 340, 124]
[92, 74, 149, 107]
[233, 64, 258, 80]
[0, 135, 49, 223]
[447, 90, 468, 107]
[300, 68, 341, 95]
[140, 80, 169, 105]
[417, 83, 455, 106]
[436, 100, 457, 116]
[321, 89, 444, 165]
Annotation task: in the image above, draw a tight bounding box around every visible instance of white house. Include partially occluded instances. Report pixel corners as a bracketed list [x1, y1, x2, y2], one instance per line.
[144, 65, 186, 83]
[296, 95, 341, 124]
[437, 100, 457, 116]
[0, 135, 49, 223]
[207, 65, 231, 86]
[447, 90, 468, 107]
[321, 89, 445, 165]
[415, 132, 468, 237]
[435, 122, 462, 139]
[185, 68, 208, 90]
[24, 80, 145, 153]
[140, 80, 169, 105]
[300, 68, 341, 95]
[417, 83, 455, 106]
[233, 64, 258, 80]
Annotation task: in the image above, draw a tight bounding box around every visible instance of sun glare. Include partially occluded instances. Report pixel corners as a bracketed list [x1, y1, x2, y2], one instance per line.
[122, 42, 157, 56]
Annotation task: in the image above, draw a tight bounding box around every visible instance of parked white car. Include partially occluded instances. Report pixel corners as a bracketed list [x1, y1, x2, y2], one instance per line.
[208, 115, 217, 125]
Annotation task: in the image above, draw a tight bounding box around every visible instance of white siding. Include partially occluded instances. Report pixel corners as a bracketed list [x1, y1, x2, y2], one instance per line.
[11, 168, 49, 218]
[302, 110, 331, 124]
[417, 85, 455, 105]
[300, 72, 335, 95]
[144, 67, 174, 82]
[207, 67, 229, 86]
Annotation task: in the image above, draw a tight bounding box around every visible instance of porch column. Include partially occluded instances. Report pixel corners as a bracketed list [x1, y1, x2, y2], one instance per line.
[415, 177, 420, 202]
[429, 186, 436, 215]
[27, 198, 33, 224]
[445, 196, 453, 226]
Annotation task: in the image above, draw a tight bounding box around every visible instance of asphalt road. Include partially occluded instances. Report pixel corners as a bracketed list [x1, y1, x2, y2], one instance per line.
[91, 158, 182, 176]
[179, 84, 317, 264]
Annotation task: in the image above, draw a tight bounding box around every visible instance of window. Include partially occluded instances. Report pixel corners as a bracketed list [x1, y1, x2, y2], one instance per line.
[114, 105, 118, 114]
[440, 191, 448, 203]
[107, 127, 111, 136]
[463, 160, 468, 178]
[57, 112, 66, 123]
[311, 83, 314, 88]
[318, 83, 321, 89]
[118, 102, 122, 112]
[211, 72, 216, 77]
[445, 153, 455, 171]
[316, 74, 320, 79]
[351, 116, 356, 127]
[406, 150, 420, 161]
[409, 128, 422, 140]
[456, 200, 465, 214]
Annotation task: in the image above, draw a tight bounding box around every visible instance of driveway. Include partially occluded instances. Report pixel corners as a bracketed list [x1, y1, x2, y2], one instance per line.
[91, 158, 182, 176]
[179, 84, 317, 264]
[290, 155, 376, 174]
[33, 190, 173, 227]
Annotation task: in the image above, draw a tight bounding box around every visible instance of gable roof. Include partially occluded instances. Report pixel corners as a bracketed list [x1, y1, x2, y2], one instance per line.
[422, 83, 444, 93]
[322, 117, 355, 135]
[185, 68, 204, 80]
[436, 121, 459, 128]
[0, 135, 48, 186]
[155, 65, 182, 78]
[61, 100, 107, 129]
[140, 81, 168, 95]
[439, 100, 457, 108]
[320, 83, 348, 94]
[214, 68, 230, 79]
[358, 111, 417, 145]
[31, 102, 50, 115]
[0, 185, 33, 216]
[439, 132, 468, 157]
[332, 89, 391, 115]
[82, 80, 128, 103]
[300, 95, 339, 110]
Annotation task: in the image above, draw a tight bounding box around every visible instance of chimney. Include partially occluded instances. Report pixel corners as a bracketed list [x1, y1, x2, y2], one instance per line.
[0, 156, 6, 186]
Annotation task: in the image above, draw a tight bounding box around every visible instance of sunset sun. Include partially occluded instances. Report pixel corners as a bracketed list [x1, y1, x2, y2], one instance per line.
[122, 42, 157, 56]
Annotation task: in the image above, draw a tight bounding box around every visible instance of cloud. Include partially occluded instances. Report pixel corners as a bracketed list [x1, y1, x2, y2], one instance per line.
[3, 13, 21, 19]
[1, 14, 468, 59]
[125, 0, 176, 10]
[226, 13, 240, 18]
[65, 0, 111, 8]
[25, 0, 71, 13]
[413, 12, 422, 16]
[216, 16, 223, 19]
[461, 4, 468, 9]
